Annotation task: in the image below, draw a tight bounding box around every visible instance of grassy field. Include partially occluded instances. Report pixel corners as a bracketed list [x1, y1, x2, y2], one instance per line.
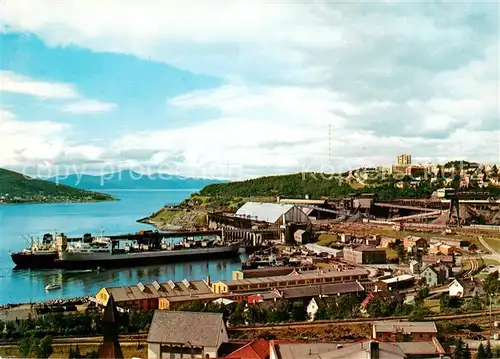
[484, 237, 500, 253]
[482, 258, 500, 266]
[385, 248, 398, 260]
[0, 343, 147, 359]
[316, 234, 338, 246]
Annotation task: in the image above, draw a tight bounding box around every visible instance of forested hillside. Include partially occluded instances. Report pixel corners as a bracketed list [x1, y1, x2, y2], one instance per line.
[0, 168, 114, 204]
[199, 172, 442, 201]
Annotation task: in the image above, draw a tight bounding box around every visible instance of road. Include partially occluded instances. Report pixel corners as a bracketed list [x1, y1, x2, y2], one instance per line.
[478, 235, 500, 261]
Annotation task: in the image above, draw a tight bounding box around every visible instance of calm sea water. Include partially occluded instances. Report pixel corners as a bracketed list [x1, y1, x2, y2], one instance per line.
[0, 190, 243, 305]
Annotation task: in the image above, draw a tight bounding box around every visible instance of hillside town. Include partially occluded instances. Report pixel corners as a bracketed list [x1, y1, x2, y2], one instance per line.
[2, 157, 499, 359]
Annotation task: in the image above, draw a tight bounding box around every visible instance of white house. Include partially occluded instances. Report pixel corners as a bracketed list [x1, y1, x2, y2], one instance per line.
[448, 278, 485, 298]
[409, 260, 420, 274]
[147, 311, 228, 359]
[306, 297, 324, 321]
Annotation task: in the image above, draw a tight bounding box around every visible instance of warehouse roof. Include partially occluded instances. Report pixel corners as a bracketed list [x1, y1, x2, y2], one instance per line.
[381, 274, 414, 284]
[101, 279, 212, 302]
[235, 202, 295, 223]
[304, 243, 342, 255]
[282, 281, 365, 299]
[220, 269, 369, 287]
[373, 321, 437, 334]
[147, 311, 225, 346]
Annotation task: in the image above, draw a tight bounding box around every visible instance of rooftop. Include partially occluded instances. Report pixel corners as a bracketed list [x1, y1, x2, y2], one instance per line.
[102, 279, 212, 302]
[220, 269, 369, 287]
[235, 202, 295, 223]
[147, 311, 225, 347]
[282, 281, 365, 299]
[304, 243, 343, 255]
[381, 274, 414, 284]
[226, 339, 270, 359]
[373, 321, 437, 334]
[275, 342, 405, 359]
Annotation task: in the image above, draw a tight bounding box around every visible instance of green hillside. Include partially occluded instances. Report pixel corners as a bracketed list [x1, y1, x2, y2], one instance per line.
[0, 168, 115, 204]
[199, 172, 440, 202]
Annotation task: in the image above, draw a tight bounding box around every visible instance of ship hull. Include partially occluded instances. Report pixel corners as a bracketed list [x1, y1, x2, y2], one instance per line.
[11, 253, 59, 269]
[54, 245, 241, 270]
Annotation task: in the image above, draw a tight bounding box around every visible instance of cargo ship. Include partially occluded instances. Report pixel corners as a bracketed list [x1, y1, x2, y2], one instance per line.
[11, 231, 241, 270]
[10, 233, 59, 269]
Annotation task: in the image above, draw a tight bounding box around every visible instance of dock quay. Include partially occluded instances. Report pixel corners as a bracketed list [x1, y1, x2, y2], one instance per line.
[64, 230, 223, 242]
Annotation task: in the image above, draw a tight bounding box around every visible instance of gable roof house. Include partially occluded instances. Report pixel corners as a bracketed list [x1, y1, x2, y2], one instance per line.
[147, 311, 228, 359]
[448, 277, 485, 298]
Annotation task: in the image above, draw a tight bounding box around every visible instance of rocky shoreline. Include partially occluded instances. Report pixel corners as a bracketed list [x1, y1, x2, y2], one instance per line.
[0, 296, 91, 310]
[137, 207, 208, 231]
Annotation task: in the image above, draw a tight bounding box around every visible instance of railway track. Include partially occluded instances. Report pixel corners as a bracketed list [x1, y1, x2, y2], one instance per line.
[227, 309, 500, 332]
[1, 309, 498, 346]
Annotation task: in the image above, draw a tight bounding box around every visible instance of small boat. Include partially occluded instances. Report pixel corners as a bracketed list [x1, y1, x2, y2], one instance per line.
[45, 284, 61, 291]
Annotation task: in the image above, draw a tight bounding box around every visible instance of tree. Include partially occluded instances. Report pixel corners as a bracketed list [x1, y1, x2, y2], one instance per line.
[19, 336, 35, 358]
[463, 344, 471, 359]
[396, 244, 406, 263]
[484, 271, 500, 296]
[36, 336, 53, 358]
[492, 165, 498, 178]
[453, 338, 464, 359]
[69, 345, 82, 359]
[290, 301, 307, 322]
[477, 343, 487, 359]
[485, 340, 492, 359]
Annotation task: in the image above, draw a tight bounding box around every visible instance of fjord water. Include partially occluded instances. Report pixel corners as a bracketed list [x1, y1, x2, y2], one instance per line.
[0, 190, 242, 305]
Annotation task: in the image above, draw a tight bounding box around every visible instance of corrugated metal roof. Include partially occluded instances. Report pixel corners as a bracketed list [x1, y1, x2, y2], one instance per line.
[221, 269, 368, 287]
[235, 202, 295, 223]
[305, 243, 342, 255]
[373, 321, 437, 334]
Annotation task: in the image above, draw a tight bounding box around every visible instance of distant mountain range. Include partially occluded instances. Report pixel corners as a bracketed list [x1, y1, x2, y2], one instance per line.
[47, 170, 226, 190]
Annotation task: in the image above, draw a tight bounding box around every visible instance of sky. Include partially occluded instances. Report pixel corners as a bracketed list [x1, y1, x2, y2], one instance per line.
[0, 1, 499, 180]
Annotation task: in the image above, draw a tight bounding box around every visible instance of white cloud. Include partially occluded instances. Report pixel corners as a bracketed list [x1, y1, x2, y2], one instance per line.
[0, 71, 78, 99]
[60, 100, 116, 114]
[0, 1, 498, 177]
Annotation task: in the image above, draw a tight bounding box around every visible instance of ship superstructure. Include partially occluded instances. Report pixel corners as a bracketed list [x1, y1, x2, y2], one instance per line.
[11, 230, 240, 270]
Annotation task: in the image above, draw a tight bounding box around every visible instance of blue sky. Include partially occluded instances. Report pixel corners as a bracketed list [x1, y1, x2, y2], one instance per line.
[0, 1, 498, 179]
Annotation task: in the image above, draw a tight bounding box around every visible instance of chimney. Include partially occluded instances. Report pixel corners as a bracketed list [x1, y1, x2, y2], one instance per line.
[370, 341, 379, 359]
[206, 275, 211, 287]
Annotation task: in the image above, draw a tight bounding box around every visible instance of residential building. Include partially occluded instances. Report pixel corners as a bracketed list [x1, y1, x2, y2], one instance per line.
[361, 291, 403, 311]
[380, 237, 399, 248]
[409, 260, 420, 275]
[340, 233, 352, 243]
[147, 311, 228, 359]
[343, 246, 387, 265]
[247, 289, 282, 304]
[420, 265, 448, 287]
[397, 154, 412, 166]
[269, 340, 447, 359]
[448, 277, 485, 298]
[422, 254, 454, 266]
[293, 229, 310, 244]
[372, 321, 438, 342]
[429, 243, 455, 255]
[403, 236, 428, 248]
[211, 269, 369, 294]
[225, 339, 270, 359]
[374, 275, 415, 291]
